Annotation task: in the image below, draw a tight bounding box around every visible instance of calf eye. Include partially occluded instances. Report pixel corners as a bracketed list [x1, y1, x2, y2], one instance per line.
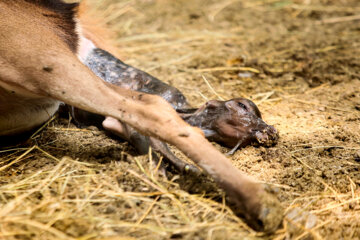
[238, 102, 247, 110]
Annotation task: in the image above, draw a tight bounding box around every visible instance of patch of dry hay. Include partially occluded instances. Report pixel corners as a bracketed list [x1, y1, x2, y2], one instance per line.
[0, 147, 253, 239]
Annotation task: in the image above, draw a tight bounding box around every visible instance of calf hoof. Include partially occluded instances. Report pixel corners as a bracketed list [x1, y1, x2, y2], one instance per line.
[183, 164, 201, 176]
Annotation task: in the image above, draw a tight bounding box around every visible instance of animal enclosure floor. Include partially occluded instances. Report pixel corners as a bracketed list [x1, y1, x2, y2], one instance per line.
[1, 0, 359, 239]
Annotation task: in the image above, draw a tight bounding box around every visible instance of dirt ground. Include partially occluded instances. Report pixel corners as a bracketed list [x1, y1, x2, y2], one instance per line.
[1, 0, 360, 239]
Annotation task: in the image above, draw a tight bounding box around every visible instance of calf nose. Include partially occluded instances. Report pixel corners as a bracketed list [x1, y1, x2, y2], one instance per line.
[267, 125, 279, 141]
[254, 125, 279, 146]
[254, 130, 269, 144]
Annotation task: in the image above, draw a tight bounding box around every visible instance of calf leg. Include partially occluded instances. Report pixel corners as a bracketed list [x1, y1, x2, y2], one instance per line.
[102, 116, 200, 174]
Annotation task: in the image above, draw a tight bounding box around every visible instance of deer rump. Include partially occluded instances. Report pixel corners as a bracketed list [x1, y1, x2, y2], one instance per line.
[0, 0, 283, 232]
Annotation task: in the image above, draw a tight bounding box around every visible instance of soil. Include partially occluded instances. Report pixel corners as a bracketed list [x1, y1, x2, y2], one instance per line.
[0, 0, 359, 239]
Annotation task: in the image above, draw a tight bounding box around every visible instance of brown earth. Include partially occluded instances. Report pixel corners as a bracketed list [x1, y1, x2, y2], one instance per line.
[1, 0, 359, 239]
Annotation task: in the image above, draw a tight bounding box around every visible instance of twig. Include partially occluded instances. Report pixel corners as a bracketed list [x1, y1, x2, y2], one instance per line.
[291, 145, 360, 153]
[311, 196, 360, 214]
[136, 196, 160, 225]
[256, 91, 275, 105]
[30, 115, 56, 139]
[0, 146, 36, 172]
[317, 14, 360, 24]
[201, 75, 225, 101]
[197, 91, 209, 101]
[195, 66, 260, 73]
[293, 156, 322, 176]
[208, 0, 238, 21]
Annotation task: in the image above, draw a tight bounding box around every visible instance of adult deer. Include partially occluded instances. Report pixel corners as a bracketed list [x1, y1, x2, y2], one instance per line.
[0, 0, 283, 232]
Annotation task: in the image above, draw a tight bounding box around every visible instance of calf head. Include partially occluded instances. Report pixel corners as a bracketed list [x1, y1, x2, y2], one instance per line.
[182, 98, 279, 148]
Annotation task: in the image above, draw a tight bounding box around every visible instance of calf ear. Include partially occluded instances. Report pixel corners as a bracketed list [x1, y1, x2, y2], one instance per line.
[243, 99, 262, 118]
[206, 100, 223, 108]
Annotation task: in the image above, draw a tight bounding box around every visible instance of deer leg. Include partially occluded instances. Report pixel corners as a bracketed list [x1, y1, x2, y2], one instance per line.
[102, 116, 150, 154]
[148, 136, 200, 174]
[102, 116, 200, 174]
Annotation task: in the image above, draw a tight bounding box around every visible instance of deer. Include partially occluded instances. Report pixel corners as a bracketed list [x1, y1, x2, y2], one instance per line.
[0, 0, 283, 232]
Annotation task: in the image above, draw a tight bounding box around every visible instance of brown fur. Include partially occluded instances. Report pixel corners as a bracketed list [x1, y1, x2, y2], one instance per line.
[9, 0, 119, 55]
[22, 0, 79, 52]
